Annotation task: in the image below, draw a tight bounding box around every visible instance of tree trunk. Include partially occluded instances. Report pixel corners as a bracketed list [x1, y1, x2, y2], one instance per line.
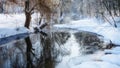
[24, 0, 31, 29]
[25, 12, 31, 29]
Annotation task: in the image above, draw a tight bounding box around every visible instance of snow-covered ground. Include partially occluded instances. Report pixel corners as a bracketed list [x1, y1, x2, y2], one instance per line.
[55, 32, 120, 68]
[0, 13, 120, 68]
[54, 18, 120, 45]
[68, 47, 120, 68]
[53, 18, 120, 68]
[0, 13, 39, 38]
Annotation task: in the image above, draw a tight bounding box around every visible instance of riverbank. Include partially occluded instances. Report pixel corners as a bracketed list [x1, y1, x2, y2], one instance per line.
[0, 13, 120, 68]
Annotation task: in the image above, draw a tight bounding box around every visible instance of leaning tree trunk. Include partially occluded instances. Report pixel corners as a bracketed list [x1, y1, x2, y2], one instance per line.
[24, 0, 31, 29]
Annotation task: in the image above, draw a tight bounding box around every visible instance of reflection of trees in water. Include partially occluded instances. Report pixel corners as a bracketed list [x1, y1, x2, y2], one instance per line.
[37, 32, 70, 68]
[0, 31, 112, 68]
[11, 40, 26, 68]
[53, 32, 70, 45]
[0, 40, 26, 68]
[25, 37, 34, 68]
[74, 32, 104, 54]
[0, 47, 9, 68]
[20, 31, 71, 68]
[38, 33, 55, 68]
[1, 31, 105, 67]
[0, 31, 71, 68]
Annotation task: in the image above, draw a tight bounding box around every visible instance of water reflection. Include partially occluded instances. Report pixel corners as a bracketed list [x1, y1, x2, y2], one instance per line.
[25, 37, 34, 68]
[37, 32, 70, 68]
[0, 39, 26, 68]
[38, 33, 56, 68]
[0, 31, 108, 68]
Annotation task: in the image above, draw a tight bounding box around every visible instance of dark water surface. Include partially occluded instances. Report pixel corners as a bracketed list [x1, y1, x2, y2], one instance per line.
[0, 30, 109, 68]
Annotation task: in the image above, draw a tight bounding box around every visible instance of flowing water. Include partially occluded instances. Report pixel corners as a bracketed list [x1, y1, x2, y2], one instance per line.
[0, 30, 110, 68]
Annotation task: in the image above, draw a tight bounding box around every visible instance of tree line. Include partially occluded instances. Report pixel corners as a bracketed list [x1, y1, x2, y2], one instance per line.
[0, 0, 120, 28]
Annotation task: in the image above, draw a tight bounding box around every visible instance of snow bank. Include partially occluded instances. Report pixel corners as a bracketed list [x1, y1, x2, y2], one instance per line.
[0, 27, 29, 38]
[67, 43, 120, 68]
[0, 13, 120, 68]
[104, 47, 120, 54]
[101, 47, 120, 66]
[56, 34, 80, 68]
[95, 23, 120, 45]
[54, 18, 120, 68]
[70, 61, 120, 68]
[0, 13, 38, 38]
[101, 54, 120, 66]
[0, 14, 27, 38]
[67, 47, 120, 68]
[54, 18, 120, 45]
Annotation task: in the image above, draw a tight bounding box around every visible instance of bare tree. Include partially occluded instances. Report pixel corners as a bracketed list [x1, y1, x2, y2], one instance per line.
[24, 0, 60, 29]
[24, 0, 31, 29]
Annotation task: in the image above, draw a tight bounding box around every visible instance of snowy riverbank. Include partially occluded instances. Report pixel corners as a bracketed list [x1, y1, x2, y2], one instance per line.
[0, 13, 39, 38]
[54, 18, 120, 45]
[0, 14, 120, 68]
[53, 18, 120, 68]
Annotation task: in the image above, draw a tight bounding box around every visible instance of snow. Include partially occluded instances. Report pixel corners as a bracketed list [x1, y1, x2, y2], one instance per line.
[0, 13, 120, 68]
[65, 47, 120, 68]
[95, 23, 120, 45]
[56, 33, 120, 68]
[0, 13, 38, 38]
[106, 47, 120, 54]
[56, 34, 80, 68]
[1, 13, 120, 45]
[54, 18, 120, 45]
[70, 61, 120, 68]
[101, 54, 120, 66]
[0, 27, 29, 38]
[54, 18, 98, 32]
[56, 45, 120, 68]
[0, 14, 28, 38]
[53, 18, 120, 68]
